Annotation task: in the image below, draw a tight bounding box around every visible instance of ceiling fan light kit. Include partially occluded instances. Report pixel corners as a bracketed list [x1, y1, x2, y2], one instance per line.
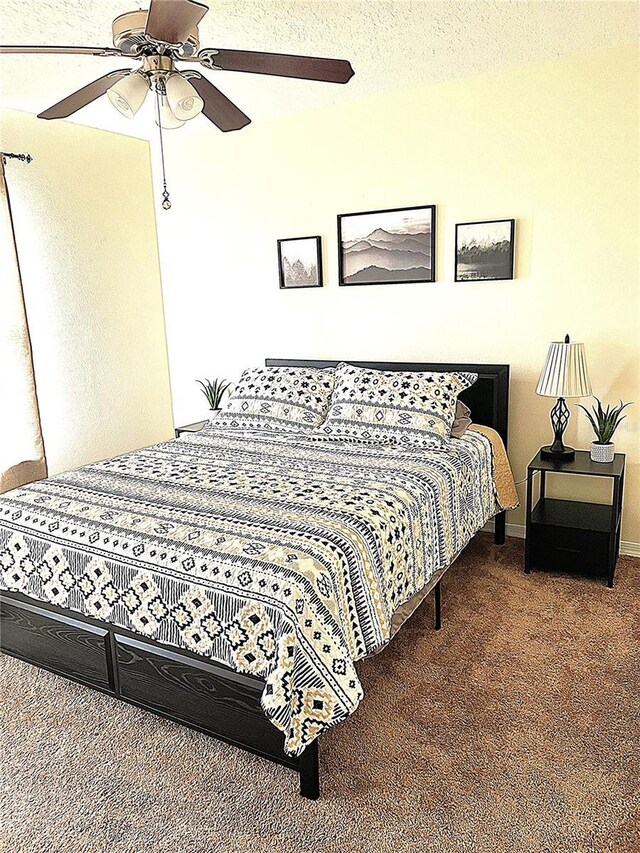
[157, 93, 186, 129]
[0, 0, 355, 207]
[107, 56, 204, 127]
[165, 73, 203, 120]
[107, 70, 149, 118]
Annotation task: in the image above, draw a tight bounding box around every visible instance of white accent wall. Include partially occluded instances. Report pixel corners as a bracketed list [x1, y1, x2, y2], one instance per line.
[0, 109, 174, 475]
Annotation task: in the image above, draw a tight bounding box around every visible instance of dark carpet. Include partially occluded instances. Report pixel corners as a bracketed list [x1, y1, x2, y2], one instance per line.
[1, 535, 638, 853]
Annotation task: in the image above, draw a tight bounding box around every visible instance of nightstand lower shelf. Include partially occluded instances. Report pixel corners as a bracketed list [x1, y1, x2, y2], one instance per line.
[530, 497, 613, 532]
[527, 498, 621, 583]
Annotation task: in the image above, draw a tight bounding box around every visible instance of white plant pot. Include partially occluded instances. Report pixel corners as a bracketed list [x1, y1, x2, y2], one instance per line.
[590, 441, 615, 463]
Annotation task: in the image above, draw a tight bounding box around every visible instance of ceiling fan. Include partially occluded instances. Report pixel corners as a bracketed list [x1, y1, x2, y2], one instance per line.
[0, 0, 355, 133]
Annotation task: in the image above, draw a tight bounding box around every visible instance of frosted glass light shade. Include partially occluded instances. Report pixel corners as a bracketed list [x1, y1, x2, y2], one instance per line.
[155, 95, 185, 129]
[165, 73, 203, 121]
[107, 71, 149, 118]
[536, 340, 592, 398]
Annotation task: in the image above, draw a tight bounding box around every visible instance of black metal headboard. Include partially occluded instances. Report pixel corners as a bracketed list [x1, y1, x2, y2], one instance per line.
[265, 359, 510, 447]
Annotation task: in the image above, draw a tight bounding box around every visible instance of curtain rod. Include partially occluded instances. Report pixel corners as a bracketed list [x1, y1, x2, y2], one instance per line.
[1, 152, 33, 164]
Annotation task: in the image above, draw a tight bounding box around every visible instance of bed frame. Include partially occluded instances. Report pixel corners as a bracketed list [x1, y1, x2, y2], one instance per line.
[0, 360, 509, 800]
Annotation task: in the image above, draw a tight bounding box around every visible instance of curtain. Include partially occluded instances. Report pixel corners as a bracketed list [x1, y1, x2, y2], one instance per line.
[0, 156, 47, 492]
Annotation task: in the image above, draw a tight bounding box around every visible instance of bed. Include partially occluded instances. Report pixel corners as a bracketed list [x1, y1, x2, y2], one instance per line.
[0, 359, 511, 799]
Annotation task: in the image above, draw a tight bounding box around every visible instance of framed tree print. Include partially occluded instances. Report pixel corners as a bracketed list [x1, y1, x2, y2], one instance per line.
[277, 236, 323, 289]
[337, 205, 436, 286]
[455, 219, 515, 282]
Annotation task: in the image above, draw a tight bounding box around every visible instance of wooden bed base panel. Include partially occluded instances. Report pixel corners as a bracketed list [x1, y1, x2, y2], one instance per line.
[0, 590, 319, 798]
[0, 359, 509, 799]
[0, 575, 445, 801]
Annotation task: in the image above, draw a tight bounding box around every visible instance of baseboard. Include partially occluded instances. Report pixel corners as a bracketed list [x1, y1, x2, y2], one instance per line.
[483, 520, 640, 558]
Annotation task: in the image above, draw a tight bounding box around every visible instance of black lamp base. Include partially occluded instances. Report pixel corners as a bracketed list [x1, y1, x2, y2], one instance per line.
[540, 444, 575, 462]
[541, 396, 575, 462]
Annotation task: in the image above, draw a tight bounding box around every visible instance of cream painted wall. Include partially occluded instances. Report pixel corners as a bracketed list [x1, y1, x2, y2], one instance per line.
[0, 109, 174, 474]
[154, 45, 639, 545]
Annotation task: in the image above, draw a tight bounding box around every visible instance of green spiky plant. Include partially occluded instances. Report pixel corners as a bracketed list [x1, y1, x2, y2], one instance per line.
[197, 377, 231, 411]
[577, 397, 633, 445]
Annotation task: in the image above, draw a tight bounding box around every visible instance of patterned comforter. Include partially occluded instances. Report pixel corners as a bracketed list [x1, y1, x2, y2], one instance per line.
[0, 426, 502, 756]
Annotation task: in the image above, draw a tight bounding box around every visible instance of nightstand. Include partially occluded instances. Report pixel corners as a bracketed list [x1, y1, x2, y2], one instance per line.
[525, 450, 625, 587]
[174, 420, 207, 438]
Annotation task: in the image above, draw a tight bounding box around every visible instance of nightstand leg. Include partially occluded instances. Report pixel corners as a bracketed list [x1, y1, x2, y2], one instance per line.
[608, 476, 622, 588]
[524, 469, 534, 573]
[494, 511, 506, 545]
[615, 468, 625, 564]
[434, 581, 441, 630]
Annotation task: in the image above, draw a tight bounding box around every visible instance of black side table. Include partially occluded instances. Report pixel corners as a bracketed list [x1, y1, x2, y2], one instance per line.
[174, 420, 207, 438]
[525, 449, 625, 587]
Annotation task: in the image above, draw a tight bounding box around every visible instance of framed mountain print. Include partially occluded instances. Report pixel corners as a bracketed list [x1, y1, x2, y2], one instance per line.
[455, 219, 515, 281]
[337, 205, 436, 286]
[277, 236, 323, 289]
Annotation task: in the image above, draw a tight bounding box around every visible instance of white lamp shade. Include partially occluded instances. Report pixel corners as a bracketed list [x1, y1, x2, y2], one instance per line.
[107, 72, 149, 118]
[165, 73, 203, 121]
[155, 95, 185, 129]
[536, 340, 592, 398]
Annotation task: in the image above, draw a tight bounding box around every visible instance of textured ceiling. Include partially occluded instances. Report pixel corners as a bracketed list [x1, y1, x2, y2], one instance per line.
[0, 0, 638, 139]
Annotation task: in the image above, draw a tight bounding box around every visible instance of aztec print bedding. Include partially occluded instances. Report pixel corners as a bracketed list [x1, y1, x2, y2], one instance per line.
[322, 362, 476, 447]
[0, 426, 509, 756]
[212, 365, 335, 431]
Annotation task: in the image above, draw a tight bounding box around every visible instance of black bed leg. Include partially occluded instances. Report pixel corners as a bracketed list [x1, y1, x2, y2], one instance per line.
[494, 511, 506, 545]
[434, 580, 441, 630]
[299, 741, 320, 800]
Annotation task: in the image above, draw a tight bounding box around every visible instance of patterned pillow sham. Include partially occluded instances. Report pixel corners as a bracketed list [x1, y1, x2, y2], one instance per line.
[210, 366, 335, 431]
[321, 362, 477, 447]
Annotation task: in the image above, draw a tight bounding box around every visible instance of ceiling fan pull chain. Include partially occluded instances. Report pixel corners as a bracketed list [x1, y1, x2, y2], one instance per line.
[155, 81, 171, 210]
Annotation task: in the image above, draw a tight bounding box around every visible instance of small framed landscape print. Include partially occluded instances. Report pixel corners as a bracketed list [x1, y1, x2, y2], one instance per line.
[337, 204, 436, 286]
[277, 236, 323, 289]
[455, 219, 515, 282]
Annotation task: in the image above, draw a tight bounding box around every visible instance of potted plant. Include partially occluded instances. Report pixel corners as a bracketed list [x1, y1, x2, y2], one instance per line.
[197, 377, 231, 412]
[578, 397, 632, 463]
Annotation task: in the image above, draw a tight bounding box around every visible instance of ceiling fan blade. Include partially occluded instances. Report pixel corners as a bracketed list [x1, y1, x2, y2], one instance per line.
[38, 70, 132, 119]
[0, 45, 123, 56]
[186, 73, 251, 132]
[145, 0, 209, 45]
[199, 48, 354, 83]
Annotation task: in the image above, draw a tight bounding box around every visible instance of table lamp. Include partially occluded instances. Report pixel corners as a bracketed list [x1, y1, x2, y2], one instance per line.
[536, 334, 592, 461]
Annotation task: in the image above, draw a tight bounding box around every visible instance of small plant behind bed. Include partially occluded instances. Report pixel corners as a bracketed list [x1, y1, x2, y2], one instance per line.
[578, 397, 632, 463]
[197, 377, 231, 411]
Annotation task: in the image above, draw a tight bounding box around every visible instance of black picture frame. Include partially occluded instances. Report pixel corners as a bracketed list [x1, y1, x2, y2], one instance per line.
[454, 219, 515, 282]
[277, 236, 323, 289]
[337, 204, 436, 286]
